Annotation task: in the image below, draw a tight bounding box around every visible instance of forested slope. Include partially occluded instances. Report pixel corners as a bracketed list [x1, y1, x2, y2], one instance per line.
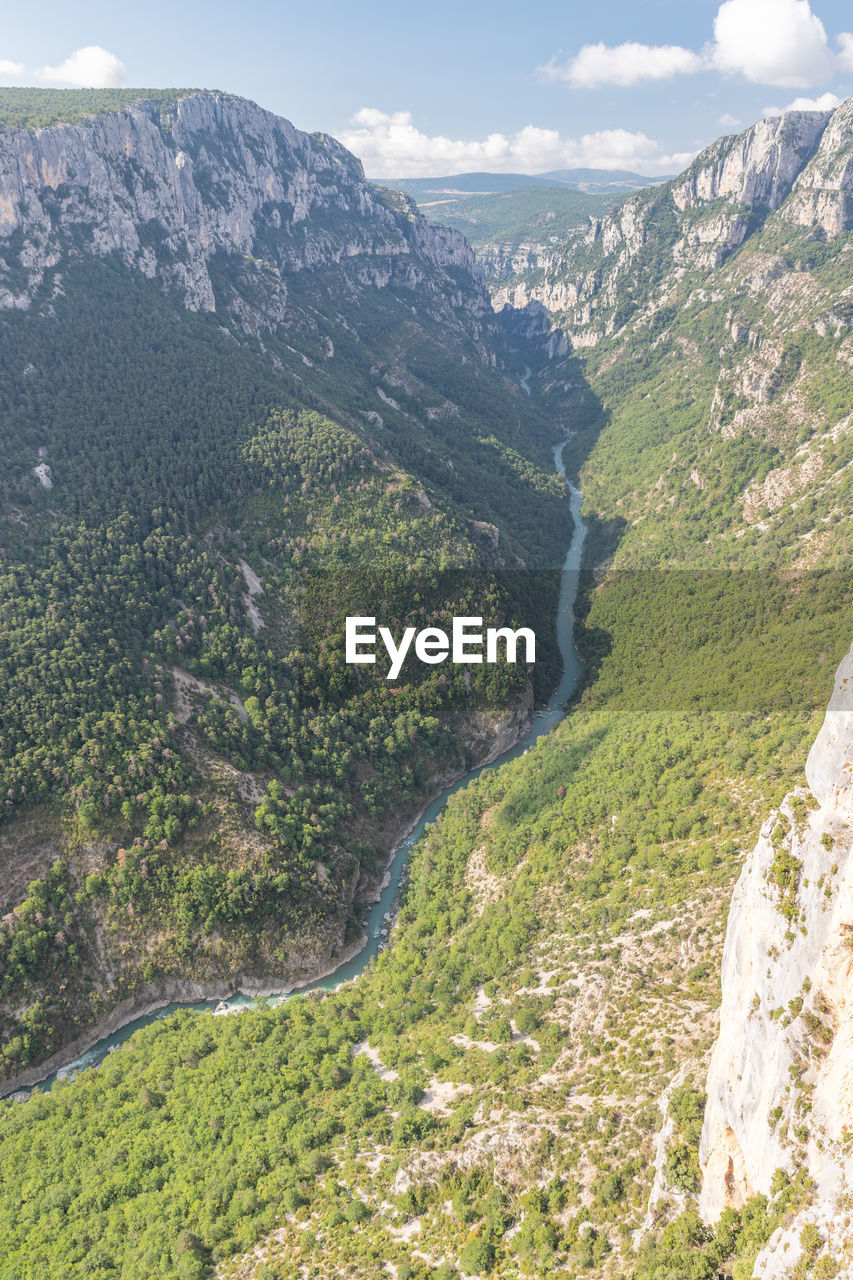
[0, 89, 570, 1081]
[3, 98, 853, 1280]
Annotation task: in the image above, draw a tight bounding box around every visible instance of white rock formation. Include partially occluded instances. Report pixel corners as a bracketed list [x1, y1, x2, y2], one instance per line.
[483, 97, 851, 344]
[0, 92, 489, 334]
[670, 111, 831, 215]
[785, 98, 853, 236]
[700, 640, 853, 1274]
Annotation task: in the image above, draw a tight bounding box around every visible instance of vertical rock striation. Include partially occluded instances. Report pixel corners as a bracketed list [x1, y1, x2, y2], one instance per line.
[700, 641, 853, 1271]
[0, 91, 489, 333]
[490, 98, 852, 343]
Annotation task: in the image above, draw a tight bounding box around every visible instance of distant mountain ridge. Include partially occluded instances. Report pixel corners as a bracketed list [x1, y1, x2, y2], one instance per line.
[383, 167, 673, 199]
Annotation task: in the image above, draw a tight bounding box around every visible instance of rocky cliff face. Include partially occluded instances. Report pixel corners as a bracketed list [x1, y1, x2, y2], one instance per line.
[670, 111, 830, 217]
[783, 98, 853, 237]
[0, 89, 569, 1086]
[492, 99, 851, 345]
[476, 241, 558, 284]
[0, 91, 488, 333]
[700, 641, 853, 1276]
[487, 97, 853, 576]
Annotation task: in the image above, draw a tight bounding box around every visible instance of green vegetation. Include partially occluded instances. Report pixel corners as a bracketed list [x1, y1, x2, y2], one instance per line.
[1, 534, 847, 1275]
[561, 282, 853, 570]
[0, 88, 203, 131]
[2, 89, 853, 1279]
[665, 1087, 706, 1193]
[516, 149, 853, 577]
[634, 1169, 821, 1279]
[409, 186, 619, 251]
[0, 232, 568, 1074]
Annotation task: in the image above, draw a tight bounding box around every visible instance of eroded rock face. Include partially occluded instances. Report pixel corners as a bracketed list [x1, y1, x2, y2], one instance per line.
[699, 641, 853, 1269]
[671, 112, 831, 216]
[478, 242, 562, 285]
[489, 98, 851, 344]
[0, 91, 487, 329]
[805, 648, 853, 818]
[785, 98, 853, 236]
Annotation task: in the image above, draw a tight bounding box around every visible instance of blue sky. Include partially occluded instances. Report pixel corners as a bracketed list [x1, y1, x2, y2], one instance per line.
[2, 0, 852, 176]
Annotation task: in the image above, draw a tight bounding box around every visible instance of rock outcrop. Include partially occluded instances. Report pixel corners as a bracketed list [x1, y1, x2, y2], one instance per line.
[700, 641, 853, 1274]
[784, 97, 853, 237]
[670, 111, 831, 216]
[0, 91, 489, 333]
[476, 241, 558, 284]
[491, 97, 851, 345]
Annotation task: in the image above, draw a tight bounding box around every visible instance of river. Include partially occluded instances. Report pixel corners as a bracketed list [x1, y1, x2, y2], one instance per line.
[25, 374, 586, 1095]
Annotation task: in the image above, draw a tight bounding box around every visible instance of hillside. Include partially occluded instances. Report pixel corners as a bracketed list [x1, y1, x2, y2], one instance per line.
[495, 100, 853, 572]
[0, 88, 570, 1082]
[397, 187, 622, 287]
[381, 171, 664, 291]
[1, 92, 853, 1280]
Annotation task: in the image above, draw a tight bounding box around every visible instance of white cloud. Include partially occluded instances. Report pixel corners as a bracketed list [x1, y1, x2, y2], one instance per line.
[339, 109, 694, 179]
[542, 0, 849, 90]
[0, 59, 25, 76]
[718, 112, 742, 128]
[838, 32, 853, 72]
[710, 0, 836, 86]
[540, 42, 703, 89]
[39, 46, 126, 88]
[763, 91, 841, 117]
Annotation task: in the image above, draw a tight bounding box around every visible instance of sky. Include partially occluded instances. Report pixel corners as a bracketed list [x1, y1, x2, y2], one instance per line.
[2, 0, 852, 178]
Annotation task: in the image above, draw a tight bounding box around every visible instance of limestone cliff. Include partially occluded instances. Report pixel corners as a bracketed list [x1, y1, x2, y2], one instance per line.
[0, 90, 490, 335]
[670, 111, 830, 218]
[476, 241, 558, 285]
[491, 99, 851, 345]
[700, 641, 853, 1275]
[783, 98, 853, 237]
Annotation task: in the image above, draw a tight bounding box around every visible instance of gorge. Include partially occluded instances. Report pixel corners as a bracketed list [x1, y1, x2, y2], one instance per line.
[1, 85, 853, 1279]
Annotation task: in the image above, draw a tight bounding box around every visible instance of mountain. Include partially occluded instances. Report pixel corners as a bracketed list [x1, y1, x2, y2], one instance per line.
[0, 88, 481, 325]
[492, 104, 846, 331]
[493, 100, 853, 572]
[540, 167, 674, 190]
[384, 168, 671, 199]
[0, 87, 570, 1085]
[482, 94, 853, 1276]
[398, 187, 622, 277]
[2, 90, 853, 1280]
[378, 186, 624, 294]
